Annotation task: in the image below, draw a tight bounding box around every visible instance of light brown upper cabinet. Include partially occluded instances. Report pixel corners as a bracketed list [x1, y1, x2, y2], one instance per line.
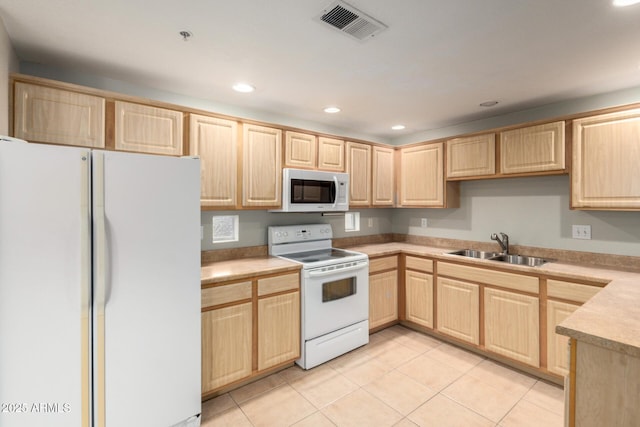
[114, 101, 183, 155]
[500, 121, 565, 175]
[242, 124, 282, 207]
[572, 109, 640, 209]
[317, 137, 345, 171]
[189, 114, 238, 208]
[346, 141, 372, 206]
[446, 133, 496, 178]
[372, 146, 395, 206]
[13, 81, 106, 148]
[284, 131, 316, 169]
[398, 142, 458, 207]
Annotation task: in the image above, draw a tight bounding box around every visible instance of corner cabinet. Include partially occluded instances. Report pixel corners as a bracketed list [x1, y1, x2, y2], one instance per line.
[242, 124, 282, 207]
[346, 141, 372, 206]
[572, 109, 640, 209]
[114, 101, 184, 155]
[546, 279, 602, 376]
[189, 114, 238, 208]
[13, 81, 106, 148]
[399, 142, 459, 207]
[201, 271, 300, 398]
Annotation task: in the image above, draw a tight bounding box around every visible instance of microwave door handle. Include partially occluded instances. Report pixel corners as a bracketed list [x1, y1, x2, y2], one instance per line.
[332, 176, 338, 208]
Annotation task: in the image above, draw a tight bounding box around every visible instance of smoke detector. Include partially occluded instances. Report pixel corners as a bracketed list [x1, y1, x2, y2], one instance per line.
[316, 1, 388, 41]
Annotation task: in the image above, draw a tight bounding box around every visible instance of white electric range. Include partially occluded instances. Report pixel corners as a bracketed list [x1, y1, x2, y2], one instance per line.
[268, 224, 369, 369]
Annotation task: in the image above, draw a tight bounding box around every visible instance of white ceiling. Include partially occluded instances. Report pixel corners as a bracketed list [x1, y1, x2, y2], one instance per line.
[2, 0, 640, 141]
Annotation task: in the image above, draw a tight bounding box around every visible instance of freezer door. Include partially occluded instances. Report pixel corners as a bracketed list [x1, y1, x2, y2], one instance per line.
[0, 141, 91, 427]
[92, 151, 201, 427]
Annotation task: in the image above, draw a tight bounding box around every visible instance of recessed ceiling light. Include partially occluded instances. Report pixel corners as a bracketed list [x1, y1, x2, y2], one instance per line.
[613, 0, 640, 6]
[232, 83, 255, 93]
[479, 100, 499, 107]
[324, 106, 341, 113]
[391, 125, 406, 130]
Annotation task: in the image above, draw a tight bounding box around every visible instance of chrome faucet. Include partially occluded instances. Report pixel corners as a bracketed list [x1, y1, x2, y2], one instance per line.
[491, 232, 509, 254]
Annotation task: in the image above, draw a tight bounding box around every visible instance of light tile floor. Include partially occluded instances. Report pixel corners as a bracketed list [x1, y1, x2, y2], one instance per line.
[201, 325, 564, 427]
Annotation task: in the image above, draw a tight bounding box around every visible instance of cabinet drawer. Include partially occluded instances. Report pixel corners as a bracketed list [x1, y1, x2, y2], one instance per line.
[258, 273, 299, 296]
[438, 262, 539, 294]
[405, 256, 433, 273]
[202, 281, 252, 308]
[369, 256, 398, 273]
[547, 279, 602, 304]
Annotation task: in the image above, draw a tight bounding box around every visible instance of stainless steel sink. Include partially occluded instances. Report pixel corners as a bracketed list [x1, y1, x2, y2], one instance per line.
[489, 254, 550, 267]
[448, 249, 501, 259]
[448, 249, 551, 267]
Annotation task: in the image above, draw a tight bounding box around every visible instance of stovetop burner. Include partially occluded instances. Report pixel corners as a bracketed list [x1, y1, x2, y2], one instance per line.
[280, 248, 354, 264]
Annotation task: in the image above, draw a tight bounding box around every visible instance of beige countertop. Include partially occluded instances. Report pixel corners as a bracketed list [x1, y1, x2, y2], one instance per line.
[201, 257, 300, 286]
[201, 241, 640, 356]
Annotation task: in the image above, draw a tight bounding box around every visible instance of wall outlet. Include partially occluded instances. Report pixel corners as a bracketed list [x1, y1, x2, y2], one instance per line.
[368, 218, 374, 227]
[572, 225, 591, 240]
[421, 218, 428, 228]
[201, 226, 204, 240]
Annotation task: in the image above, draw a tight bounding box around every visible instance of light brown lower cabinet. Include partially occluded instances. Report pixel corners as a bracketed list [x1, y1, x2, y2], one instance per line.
[484, 287, 540, 367]
[369, 255, 398, 330]
[258, 292, 300, 370]
[201, 303, 252, 392]
[546, 300, 578, 376]
[404, 256, 434, 329]
[567, 340, 640, 427]
[436, 277, 480, 345]
[201, 271, 300, 398]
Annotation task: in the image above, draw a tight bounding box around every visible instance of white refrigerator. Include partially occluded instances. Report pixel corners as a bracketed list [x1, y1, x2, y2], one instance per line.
[0, 139, 202, 427]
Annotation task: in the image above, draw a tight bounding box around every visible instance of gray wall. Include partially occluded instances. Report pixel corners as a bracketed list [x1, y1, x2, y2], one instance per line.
[391, 175, 640, 257]
[0, 19, 18, 134]
[201, 209, 393, 251]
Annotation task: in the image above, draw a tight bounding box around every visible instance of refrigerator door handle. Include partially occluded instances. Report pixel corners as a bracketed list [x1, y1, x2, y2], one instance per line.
[79, 152, 92, 427]
[94, 152, 107, 427]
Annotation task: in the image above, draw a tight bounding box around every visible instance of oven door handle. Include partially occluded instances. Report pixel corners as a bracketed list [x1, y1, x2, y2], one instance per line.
[307, 261, 368, 277]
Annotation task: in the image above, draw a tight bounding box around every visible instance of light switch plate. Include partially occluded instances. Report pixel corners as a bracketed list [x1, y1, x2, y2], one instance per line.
[572, 225, 591, 240]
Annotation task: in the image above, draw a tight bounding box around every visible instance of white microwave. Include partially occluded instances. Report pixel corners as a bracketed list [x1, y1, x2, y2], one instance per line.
[274, 168, 349, 212]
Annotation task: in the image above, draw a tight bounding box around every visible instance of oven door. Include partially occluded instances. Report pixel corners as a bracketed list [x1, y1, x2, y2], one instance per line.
[302, 260, 369, 340]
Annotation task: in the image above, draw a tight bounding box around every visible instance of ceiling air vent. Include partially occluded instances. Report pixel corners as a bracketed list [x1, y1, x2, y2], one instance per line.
[316, 1, 387, 41]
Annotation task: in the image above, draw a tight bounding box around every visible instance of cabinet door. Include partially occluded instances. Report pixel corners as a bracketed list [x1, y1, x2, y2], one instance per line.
[436, 278, 479, 344]
[399, 142, 445, 207]
[405, 270, 433, 328]
[572, 109, 640, 209]
[484, 288, 540, 367]
[13, 82, 105, 148]
[346, 141, 372, 206]
[114, 101, 183, 155]
[500, 121, 565, 174]
[284, 131, 316, 169]
[446, 133, 495, 178]
[372, 146, 395, 206]
[258, 292, 300, 371]
[318, 137, 345, 171]
[369, 270, 398, 329]
[189, 114, 238, 207]
[201, 303, 252, 393]
[242, 124, 282, 207]
[547, 300, 579, 376]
